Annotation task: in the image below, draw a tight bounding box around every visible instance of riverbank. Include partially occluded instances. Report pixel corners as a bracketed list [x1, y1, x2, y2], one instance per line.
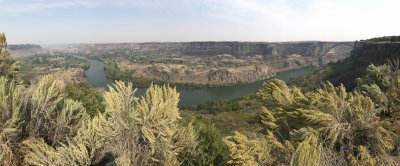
[81, 56, 318, 105]
[102, 59, 319, 88]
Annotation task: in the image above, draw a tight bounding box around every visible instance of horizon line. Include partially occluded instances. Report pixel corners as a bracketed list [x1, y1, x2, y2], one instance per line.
[9, 40, 357, 46]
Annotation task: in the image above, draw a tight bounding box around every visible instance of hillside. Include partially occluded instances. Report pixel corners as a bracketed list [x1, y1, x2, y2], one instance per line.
[6, 44, 90, 84]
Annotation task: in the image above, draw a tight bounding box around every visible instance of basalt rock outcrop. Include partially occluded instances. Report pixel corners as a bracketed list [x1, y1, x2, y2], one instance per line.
[208, 69, 234, 82]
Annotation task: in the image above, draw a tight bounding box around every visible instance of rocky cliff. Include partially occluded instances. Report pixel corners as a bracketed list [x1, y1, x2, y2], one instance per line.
[349, 40, 400, 67]
[90, 41, 353, 67]
[290, 36, 400, 90]
[341, 39, 400, 88]
[206, 65, 273, 84]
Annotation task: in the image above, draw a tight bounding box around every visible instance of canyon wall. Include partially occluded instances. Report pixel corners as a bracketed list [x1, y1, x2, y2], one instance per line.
[337, 40, 400, 88]
[89, 41, 353, 68]
[291, 37, 400, 90]
[349, 40, 400, 67]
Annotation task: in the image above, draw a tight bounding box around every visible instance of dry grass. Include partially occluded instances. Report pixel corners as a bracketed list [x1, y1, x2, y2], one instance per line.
[18, 68, 87, 84]
[181, 110, 263, 136]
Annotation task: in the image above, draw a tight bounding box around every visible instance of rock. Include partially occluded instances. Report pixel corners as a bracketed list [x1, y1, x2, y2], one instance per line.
[207, 69, 235, 82]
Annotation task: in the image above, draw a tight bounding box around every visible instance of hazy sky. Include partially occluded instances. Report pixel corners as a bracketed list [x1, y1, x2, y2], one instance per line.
[1, 0, 399, 44]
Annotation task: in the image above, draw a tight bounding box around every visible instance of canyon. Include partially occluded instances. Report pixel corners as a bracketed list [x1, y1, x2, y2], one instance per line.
[79, 41, 354, 86]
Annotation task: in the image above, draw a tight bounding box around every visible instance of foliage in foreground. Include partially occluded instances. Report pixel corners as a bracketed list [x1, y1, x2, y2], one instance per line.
[194, 122, 230, 165]
[2, 32, 400, 165]
[225, 62, 400, 165]
[0, 75, 199, 165]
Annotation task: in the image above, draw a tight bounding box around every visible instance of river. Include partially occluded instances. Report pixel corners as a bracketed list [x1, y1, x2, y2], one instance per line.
[84, 58, 317, 106]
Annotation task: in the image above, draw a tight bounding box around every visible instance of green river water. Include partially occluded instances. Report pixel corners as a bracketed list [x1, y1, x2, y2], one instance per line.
[84, 58, 317, 106]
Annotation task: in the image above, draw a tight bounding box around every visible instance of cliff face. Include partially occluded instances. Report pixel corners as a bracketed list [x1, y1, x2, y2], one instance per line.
[349, 41, 400, 67]
[90, 41, 353, 67]
[290, 38, 400, 90]
[261, 42, 353, 69]
[341, 41, 400, 88]
[206, 65, 273, 84]
[91, 42, 352, 56]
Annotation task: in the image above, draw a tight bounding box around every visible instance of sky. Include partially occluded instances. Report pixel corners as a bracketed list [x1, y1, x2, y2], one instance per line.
[1, 0, 399, 44]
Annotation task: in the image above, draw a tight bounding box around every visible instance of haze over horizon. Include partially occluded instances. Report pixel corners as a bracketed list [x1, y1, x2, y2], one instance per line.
[1, 0, 400, 44]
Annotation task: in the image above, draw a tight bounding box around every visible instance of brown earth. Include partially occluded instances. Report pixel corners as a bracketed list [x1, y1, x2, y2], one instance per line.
[18, 67, 87, 84]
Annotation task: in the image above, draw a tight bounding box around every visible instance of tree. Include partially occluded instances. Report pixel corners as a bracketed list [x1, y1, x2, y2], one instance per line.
[0, 33, 26, 165]
[348, 146, 376, 166]
[0, 33, 19, 78]
[226, 75, 398, 165]
[356, 62, 400, 116]
[19, 80, 199, 166]
[224, 131, 271, 166]
[66, 83, 105, 117]
[0, 76, 26, 165]
[193, 122, 230, 166]
[97, 82, 198, 165]
[27, 75, 89, 146]
[21, 137, 91, 166]
[225, 130, 294, 166]
[290, 133, 322, 166]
